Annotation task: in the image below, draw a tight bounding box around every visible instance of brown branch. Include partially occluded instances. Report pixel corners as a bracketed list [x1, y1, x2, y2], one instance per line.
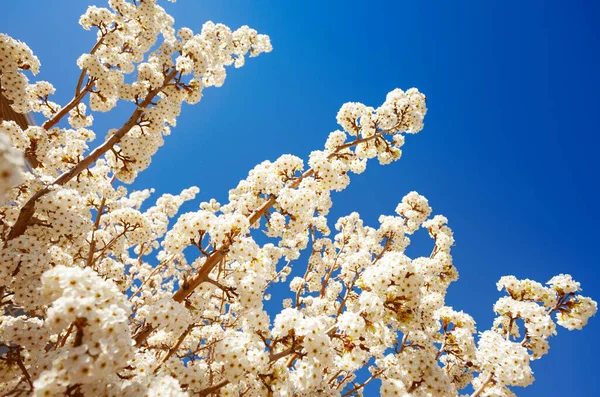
[56, 323, 75, 348]
[197, 380, 229, 396]
[407, 378, 425, 393]
[295, 227, 317, 307]
[328, 370, 345, 386]
[86, 196, 108, 267]
[5, 187, 48, 241]
[470, 372, 494, 397]
[73, 318, 87, 347]
[7, 69, 178, 241]
[505, 316, 515, 341]
[205, 277, 238, 300]
[263, 260, 291, 290]
[89, 223, 138, 267]
[335, 132, 386, 152]
[286, 352, 298, 368]
[341, 369, 384, 397]
[335, 373, 355, 390]
[373, 234, 393, 265]
[195, 346, 298, 396]
[75, 27, 113, 96]
[133, 323, 154, 346]
[399, 332, 410, 354]
[14, 350, 33, 390]
[128, 255, 174, 302]
[153, 324, 194, 374]
[335, 272, 360, 319]
[25, 142, 40, 169]
[42, 80, 95, 131]
[320, 238, 346, 298]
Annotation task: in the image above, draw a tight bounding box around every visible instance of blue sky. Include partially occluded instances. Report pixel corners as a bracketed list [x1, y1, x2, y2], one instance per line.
[3, 0, 599, 395]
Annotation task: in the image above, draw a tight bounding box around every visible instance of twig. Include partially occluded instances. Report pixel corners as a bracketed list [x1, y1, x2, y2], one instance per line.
[42, 80, 95, 131]
[86, 194, 108, 267]
[341, 369, 384, 397]
[128, 255, 174, 302]
[470, 372, 494, 397]
[153, 325, 195, 374]
[14, 351, 33, 390]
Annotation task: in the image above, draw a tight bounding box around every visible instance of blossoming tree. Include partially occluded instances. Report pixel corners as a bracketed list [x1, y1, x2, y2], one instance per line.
[0, 1, 596, 396]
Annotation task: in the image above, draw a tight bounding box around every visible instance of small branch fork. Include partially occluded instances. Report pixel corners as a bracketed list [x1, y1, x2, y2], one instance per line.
[153, 324, 196, 374]
[340, 369, 385, 397]
[195, 344, 301, 396]
[0, 344, 34, 391]
[24, 33, 108, 167]
[41, 80, 95, 131]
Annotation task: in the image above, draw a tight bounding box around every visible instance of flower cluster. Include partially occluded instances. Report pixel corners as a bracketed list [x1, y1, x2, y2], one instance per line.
[395, 191, 432, 234]
[0, 33, 40, 113]
[31, 265, 134, 395]
[335, 88, 426, 164]
[0, 128, 23, 204]
[214, 330, 268, 382]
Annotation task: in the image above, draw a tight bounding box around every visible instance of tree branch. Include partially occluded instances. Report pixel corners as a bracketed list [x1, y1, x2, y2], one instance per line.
[14, 349, 33, 390]
[197, 380, 229, 396]
[470, 372, 494, 397]
[170, 132, 388, 304]
[86, 194, 108, 268]
[194, 345, 298, 396]
[341, 369, 384, 397]
[153, 324, 195, 374]
[41, 79, 95, 131]
[75, 26, 115, 96]
[134, 128, 398, 346]
[7, 69, 179, 241]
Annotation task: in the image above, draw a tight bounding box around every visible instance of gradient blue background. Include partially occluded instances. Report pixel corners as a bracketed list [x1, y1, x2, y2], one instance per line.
[3, 0, 599, 395]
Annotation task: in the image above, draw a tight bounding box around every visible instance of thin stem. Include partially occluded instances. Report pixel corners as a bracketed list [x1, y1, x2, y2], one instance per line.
[75, 27, 113, 95]
[470, 372, 494, 397]
[399, 332, 410, 354]
[89, 224, 137, 267]
[86, 174, 115, 267]
[14, 350, 33, 390]
[128, 255, 174, 302]
[42, 80, 95, 131]
[335, 273, 360, 319]
[341, 369, 384, 397]
[320, 238, 346, 298]
[198, 380, 229, 396]
[153, 325, 194, 374]
[195, 345, 298, 396]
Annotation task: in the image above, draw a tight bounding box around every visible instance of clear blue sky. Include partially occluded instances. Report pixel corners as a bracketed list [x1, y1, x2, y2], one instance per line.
[3, 0, 599, 395]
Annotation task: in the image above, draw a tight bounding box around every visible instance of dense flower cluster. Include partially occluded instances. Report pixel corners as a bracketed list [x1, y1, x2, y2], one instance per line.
[0, 1, 596, 396]
[0, 34, 40, 113]
[0, 127, 24, 204]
